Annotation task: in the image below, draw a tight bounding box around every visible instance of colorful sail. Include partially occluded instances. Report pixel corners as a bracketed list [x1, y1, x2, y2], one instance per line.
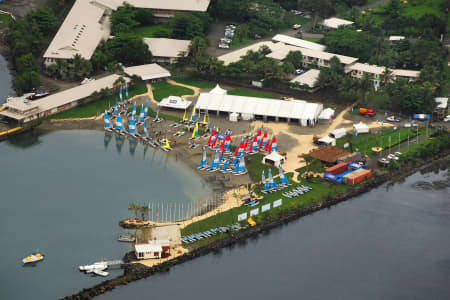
[264, 136, 272, 152]
[114, 105, 118, 117]
[221, 159, 229, 172]
[129, 118, 136, 135]
[218, 148, 224, 163]
[250, 135, 258, 153]
[190, 106, 196, 122]
[209, 150, 219, 170]
[144, 101, 149, 117]
[259, 130, 268, 148]
[279, 165, 289, 185]
[104, 111, 111, 128]
[120, 86, 123, 101]
[210, 134, 218, 148]
[116, 116, 123, 131]
[207, 127, 216, 146]
[243, 138, 249, 152]
[202, 113, 208, 125]
[224, 134, 231, 152]
[256, 128, 262, 145]
[163, 138, 171, 149]
[268, 169, 278, 189]
[262, 170, 270, 190]
[139, 104, 145, 123]
[234, 154, 246, 173]
[143, 122, 149, 137]
[182, 110, 187, 123]
[131, 102, 137, 120]
[199, 147, 207, 168]
[269, 136, 277, 152]
[192, 122, 199, 139]
[125, 83, 128, 99]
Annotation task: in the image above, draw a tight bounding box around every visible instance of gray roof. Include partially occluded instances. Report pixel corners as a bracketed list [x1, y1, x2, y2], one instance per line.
[124, 63, 171, 80]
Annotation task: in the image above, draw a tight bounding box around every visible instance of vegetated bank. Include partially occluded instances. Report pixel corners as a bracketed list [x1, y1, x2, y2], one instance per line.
[62, 131, 450, 300]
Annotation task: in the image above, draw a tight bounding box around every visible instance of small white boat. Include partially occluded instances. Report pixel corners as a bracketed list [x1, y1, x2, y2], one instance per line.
[23, 252, 44, 264]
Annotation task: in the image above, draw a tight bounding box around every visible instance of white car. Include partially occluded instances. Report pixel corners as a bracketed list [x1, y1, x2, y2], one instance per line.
[394, 151, 402, 157]
[387, 154, 399, 160]
[292, 24, 302, 30]
[444, 115, 450, 122]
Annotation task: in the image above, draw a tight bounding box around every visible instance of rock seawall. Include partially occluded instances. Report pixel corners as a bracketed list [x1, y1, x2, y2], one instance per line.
[62, 151, 450, 300]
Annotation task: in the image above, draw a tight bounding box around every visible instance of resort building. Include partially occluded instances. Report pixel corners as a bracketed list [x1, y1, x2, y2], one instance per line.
[195, 88, 323, 126]
[321, 17, 354, 30]
[267, 44, 358, 68]
[0, 75, 128, 124]
[346, 63, 420, 83]
[123, 63, 171, 82]
[143, 38, 190, 63]
[43, 0, 110, 66]
[272, 34, 326, 51]
[134, 240, 171, 260]
[92, 0, 211, 17]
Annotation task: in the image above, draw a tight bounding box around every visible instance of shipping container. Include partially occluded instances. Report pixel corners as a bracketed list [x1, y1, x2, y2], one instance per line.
[342, 168, 365, 180]
[325, 162, 348, 175]
[346, 169, 372, 185]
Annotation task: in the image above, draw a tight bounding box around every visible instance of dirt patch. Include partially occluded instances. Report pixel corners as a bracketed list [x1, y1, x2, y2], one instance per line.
[0, 0, 48, 18]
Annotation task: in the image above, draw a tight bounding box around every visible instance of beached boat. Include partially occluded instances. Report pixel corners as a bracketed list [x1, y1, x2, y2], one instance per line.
[22, 251, 44, 264]
[117, 234, 135, 242]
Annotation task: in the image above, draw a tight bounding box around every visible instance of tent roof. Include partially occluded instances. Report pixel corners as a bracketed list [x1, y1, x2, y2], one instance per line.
[123, 63, 170, 81]
[331, 128, 346, 135]
[318, 135, 336, 144]
[264, 151, 285, 161]
[158, 96, 191, 110]
[209, 84, 227, 95]
[353, 122, 369, 131]
[318, 108, 335, 119]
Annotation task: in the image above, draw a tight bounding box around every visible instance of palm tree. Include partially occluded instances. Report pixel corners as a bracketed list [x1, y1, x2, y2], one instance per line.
[55, 59, 68, 78]
[128, 203, 141, 220]
[139, 206, 150, 221]
[380, 67, 394, 86]
[114, 76, 126, 89]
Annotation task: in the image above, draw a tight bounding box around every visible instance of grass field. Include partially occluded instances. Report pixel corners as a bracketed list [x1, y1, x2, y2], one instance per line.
[370, 0, 446, 24]
[49, 83, 148, 119]
[173, 77, 215, 89]
[230, 37, 252, 48]
[336, 126, 428, 155]
[182, 178, 350, 237]
[302, 37, 322, 43]
[134, 24, 172, 38]
[151, 81, 194, 102]
[227, 89, 277, 99]
[0, 14, 12, 25]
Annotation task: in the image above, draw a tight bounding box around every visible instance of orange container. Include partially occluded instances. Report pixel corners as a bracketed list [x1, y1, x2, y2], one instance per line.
[325, 162, 348, 175]
[346, 169, 372, 185]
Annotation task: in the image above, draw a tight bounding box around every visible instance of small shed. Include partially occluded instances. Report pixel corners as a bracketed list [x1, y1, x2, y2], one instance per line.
[134, 240, 170, 260]
[353, 122, 369, 134]
[330, 128, 346, 139]
[318, 108, 335, 123]
[262, 151, 285, 167]
[229, 112, 239, 122]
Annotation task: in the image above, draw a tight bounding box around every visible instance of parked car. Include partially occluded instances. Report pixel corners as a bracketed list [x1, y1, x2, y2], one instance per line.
[292, 24, 302, 30]
[387, 154, 399, 160]
[443, 115, 450, 122]
[386, 116, 400, 122]
[295, 69, 305, 75]
[378, 158, 390, 166]
[394, 151, 402, 157]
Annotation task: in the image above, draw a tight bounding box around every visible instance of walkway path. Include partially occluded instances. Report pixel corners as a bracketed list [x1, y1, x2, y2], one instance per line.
[167, 79, 200, 98]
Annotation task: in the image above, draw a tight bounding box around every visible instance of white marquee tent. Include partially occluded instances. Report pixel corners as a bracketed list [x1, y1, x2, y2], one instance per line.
[209, 84, 227, 95]
[262, 151, 285, 168]
[318, 107, 335, 122]
[158, 96, 192, 110]
[353, 122, 369, 134]
[318, 135, 336, 146]
[195, 93, 323, 126]
[330, 128, 347, 139]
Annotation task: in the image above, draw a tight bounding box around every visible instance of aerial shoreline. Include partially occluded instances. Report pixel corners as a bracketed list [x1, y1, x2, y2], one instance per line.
[61, 151, 450, 300]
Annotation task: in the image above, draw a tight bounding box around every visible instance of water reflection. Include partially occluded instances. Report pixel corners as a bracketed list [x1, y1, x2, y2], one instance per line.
[104, 131, 113, 150]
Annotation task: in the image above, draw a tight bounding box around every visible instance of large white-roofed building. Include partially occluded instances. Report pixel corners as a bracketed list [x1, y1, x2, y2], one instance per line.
[290, 69, 320, 91]
[218, 41, 286, 66]
[195, 92, 323, 126]
[0, 75, 128, 124]
[347, 63, 420, 83]
[143, 38, 190, 63]
[92, 0, 211, 17]
[43, 0, 110, 66]
[272, 34, 326, 51]
[321, 17, 354, 29]
[123, 63, 171, 81]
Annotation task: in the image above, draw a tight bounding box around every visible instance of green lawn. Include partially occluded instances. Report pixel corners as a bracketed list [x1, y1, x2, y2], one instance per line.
[230, 37, 252, 48]
[286, 15, 311, 26]
[0, 14, 12, 25]
[49, 83, 148, 119]
[369, 0, 446, 24]
[173, 77, 216, 89]
[182, 179, 350, 237]
[302, 37, 322, 43]
[336, 126, 429, 156]
[246, 153, 279, 182]
[227, 89, 278, 99]
[151, 81, 194, 102]
[134, 24, 172, 38]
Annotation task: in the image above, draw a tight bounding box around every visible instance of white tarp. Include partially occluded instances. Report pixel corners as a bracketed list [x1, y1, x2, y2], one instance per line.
[330, 128, 346, 139]
[261, 203, 271, 212]
[273, 199, 282, 208]
[318, 135, 336, 146]
[353, 122, 369, 134]
[237, 213, 247, 222]
[158, 96, 191, 110]
[250, 208, 259, 216]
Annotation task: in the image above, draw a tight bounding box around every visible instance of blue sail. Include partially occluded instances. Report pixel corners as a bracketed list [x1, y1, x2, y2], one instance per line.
[199, 148, 207, 168]
[129, 119, 136, 134]
[139, 104, 145, 122]
[144, 101, 149, 117]
[234, 154, 246, 173]
[279, 165, 289, 185]
[144, 122, 149, 137]
[114, 105, 118, 116]
[132, 102, 137, 120]
[209, 150, 219, 170]
[116, 116, 123, 131]
[221, 159, 229, 172]
[268, 169, 278, 189]
[104, 111, 110, 128]
[120, 86, 123, 101]
[231, 155, 239, 166]
[125, 83, 128, 99]
[262, 170, 269, 191]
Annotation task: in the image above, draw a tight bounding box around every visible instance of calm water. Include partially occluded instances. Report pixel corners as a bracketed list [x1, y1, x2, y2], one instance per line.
[0, 130, 211, 299]
[99, 168, 450, 300]
[0, 54, 13, 104]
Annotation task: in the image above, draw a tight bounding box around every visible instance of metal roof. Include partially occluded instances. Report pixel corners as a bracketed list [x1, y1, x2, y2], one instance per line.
[144, 38, 190, 58]
[290, 69, 320, 87]
[322, 17, 354, 29]
[272, 34, 326, 51]
[124, 63, 171, 80]
[93, 0, 211, 12]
